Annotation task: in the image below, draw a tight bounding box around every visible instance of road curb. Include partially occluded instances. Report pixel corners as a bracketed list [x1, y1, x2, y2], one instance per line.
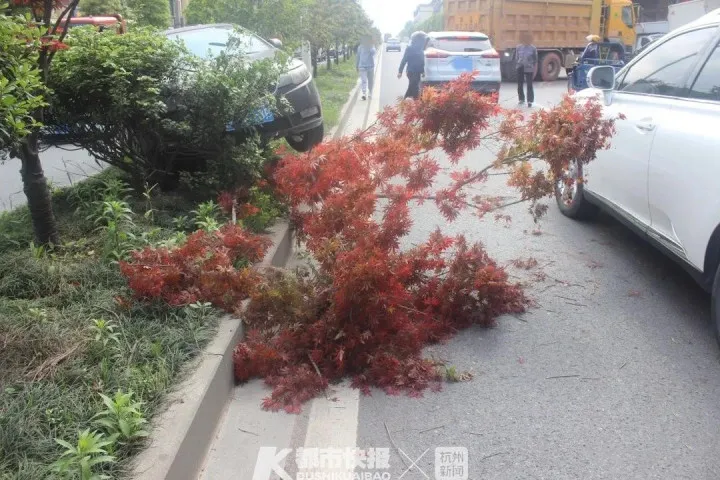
[330, 79, 360, 140]
[131, 221, 293, 480]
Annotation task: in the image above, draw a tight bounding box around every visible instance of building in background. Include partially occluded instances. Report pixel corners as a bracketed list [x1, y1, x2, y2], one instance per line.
[413, 0, 442, 23]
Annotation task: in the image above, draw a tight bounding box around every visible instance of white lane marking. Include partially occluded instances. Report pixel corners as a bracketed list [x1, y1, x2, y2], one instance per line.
[301, 48, 384, 473]
[366, 48, 383, 129]
[302, 382, 360, 472]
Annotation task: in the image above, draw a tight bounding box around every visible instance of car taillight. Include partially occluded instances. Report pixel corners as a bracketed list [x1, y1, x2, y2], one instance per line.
[425, 48, 449, 59]
[481, 49, 500, 59]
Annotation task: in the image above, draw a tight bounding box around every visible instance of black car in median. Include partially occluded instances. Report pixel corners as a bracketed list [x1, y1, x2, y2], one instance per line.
[166, 24, 324, 152]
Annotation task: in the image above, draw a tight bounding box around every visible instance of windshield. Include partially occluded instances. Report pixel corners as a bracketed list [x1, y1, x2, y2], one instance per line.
[622, 6, 634, 28]
[168, 27, 273, 59]
[430, 37, 492, 52]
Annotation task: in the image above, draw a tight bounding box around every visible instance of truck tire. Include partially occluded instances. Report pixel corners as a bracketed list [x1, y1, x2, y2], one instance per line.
[539, 52, 562, 82]
[501, 63, 518, 82]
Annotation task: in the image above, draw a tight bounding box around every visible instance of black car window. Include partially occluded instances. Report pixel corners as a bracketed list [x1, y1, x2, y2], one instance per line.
[688, 42, 720, 102]
[617, 27, 715, 97]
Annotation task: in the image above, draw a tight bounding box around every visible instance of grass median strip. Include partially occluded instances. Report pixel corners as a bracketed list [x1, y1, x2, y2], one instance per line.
[314, 58, 359, 131]
[0, 168, 283, 479]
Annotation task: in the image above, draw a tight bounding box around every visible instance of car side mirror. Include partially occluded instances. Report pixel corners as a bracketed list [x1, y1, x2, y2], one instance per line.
[269, 38, 283, 49]
[587, 65, 616, 105]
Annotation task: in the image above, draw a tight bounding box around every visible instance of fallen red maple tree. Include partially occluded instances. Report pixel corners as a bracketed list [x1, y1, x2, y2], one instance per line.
[120, 74, 619, 413]
[233, 75, 619, 412]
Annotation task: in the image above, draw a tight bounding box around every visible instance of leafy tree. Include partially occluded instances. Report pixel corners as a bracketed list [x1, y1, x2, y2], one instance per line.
[5, 0, 83, 246]
[400, 12, 443, 39]
[126, 0, 170, 28]
[0, 3, 46, 156]
[78, 0, 125, 15]
[185, 0, 376, 74]
[79, 0, 170, 28]
[186, 0, 311, 45]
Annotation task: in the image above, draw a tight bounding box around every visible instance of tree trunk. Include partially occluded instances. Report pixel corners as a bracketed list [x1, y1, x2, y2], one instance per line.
[311, 47, 318, 77]
[19, 133, 59, 246]
[326, 47, 331, 70]
[334, 41, 339, 65]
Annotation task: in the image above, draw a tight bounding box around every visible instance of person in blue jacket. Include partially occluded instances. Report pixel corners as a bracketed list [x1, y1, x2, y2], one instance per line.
[398, 31, 427, 99]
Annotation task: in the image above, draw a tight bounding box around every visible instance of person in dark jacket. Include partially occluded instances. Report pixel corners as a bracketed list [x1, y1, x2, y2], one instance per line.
[398, 31, 427, 99]
[514, 31, 538, 107]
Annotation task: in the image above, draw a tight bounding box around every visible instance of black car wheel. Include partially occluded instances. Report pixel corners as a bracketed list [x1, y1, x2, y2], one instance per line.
[285, 123, 324, 152]
[712, 267, 720, 347]
[554, 160, 598, 220]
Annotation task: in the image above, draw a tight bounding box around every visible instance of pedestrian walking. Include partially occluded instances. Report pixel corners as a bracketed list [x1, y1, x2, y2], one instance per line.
[398, 31, 427, 100]
[515, 32, 538, 107]
[356, 35, 376, 101]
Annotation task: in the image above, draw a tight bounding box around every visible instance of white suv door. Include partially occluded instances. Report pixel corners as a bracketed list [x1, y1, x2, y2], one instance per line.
[646, 29, 720, 271]
[583, 27, 717, 229]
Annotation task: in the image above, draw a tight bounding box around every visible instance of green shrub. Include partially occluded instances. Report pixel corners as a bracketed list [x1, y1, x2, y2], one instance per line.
[47, 27, 280, 191]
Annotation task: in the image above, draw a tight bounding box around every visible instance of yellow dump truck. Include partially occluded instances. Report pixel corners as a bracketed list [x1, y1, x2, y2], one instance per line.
[444, 0, 639, 81]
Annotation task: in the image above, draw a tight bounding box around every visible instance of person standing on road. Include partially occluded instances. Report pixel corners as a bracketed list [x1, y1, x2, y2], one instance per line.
[398, 31, 427, 100]
[514, 32, 538, 107]
[356, 35, 376, 101]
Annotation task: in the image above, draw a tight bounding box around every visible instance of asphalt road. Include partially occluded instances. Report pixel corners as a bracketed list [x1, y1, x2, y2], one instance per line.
[355, 50, 720, 479]
[0, 146, 102, 212]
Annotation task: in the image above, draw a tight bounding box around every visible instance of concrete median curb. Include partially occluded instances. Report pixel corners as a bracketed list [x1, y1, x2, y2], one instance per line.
[329, 79, 361, 140]
[131, 221, 293, 480]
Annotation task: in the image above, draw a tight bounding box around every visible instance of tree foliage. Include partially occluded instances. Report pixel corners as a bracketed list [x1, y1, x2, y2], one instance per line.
[400, 12, 443, 39]
[120, 76, 620, 413]
[185, 0, 376, 50]
[79, 0, 170, 28]
[5, 0, 84, 246]
[0, 3, 46, 154]
[78, 0, 124, 15]
[126, 0, 170, 28]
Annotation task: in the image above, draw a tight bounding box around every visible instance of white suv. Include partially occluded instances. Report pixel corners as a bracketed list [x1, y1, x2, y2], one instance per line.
[423, 31, 501, 95]
[556, 9, 720, 343]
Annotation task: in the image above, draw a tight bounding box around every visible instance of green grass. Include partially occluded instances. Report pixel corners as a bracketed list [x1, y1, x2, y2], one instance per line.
[0, 170, 225, 479]
[314, 57, 359, 131]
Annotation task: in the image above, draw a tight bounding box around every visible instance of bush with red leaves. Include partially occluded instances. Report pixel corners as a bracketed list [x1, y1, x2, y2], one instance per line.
[119, 224, 271, 312]
[228, 75, 619, 413]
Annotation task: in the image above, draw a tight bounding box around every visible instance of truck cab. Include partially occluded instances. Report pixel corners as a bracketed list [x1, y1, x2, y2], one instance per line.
[603, 0, 639, 53]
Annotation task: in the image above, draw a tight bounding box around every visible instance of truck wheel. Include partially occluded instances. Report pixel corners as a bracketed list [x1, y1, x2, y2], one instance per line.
[539, 52, 562, 82]
[501, 63, 518, 82]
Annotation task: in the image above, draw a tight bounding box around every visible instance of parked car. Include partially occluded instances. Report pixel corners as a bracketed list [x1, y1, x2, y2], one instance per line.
[423, 31, 501, 96]
[634, 32, 664, 55]
[166, 24, 324, 152]
[555, 9, 720, 343]
[386, 38, 401, 52]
